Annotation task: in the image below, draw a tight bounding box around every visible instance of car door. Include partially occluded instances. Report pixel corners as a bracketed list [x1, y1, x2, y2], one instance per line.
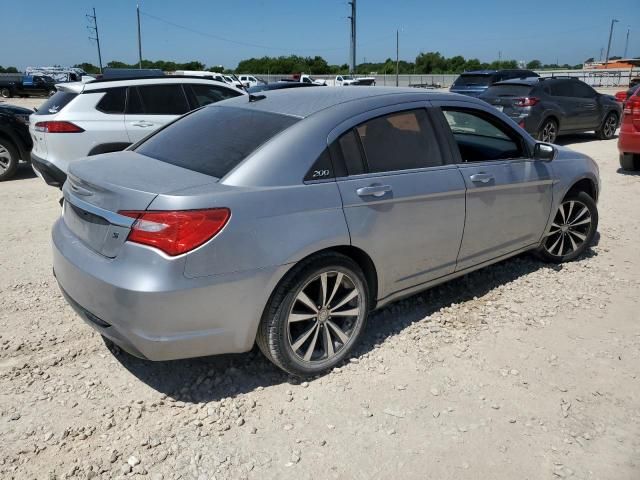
[333, 104, 467, 299]
[124, 84, 190, 144]
[431, 101, 554, 271]
[547, 80, 583, 131]
[569, 82, 602, 129]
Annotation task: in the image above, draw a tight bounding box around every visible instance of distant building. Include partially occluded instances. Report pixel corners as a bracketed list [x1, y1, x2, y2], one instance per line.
[583, 58, 640, 70]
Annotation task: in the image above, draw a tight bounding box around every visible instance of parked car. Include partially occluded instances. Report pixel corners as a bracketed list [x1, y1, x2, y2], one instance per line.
[238, 75, 262, 88]
[614, 83, 640, 105]
[618, 87, 640, 170]
[247, 82, 322, 93]
[0, 104, 33, 181]
[450, 69, 539, 97]
[478, 77, 621, 143]
[30, 76, 245, 187]
[283, 73, 327, 86]
[335, 75, 359, 86]
[0, 75, 57, 98]
[174, 70, 243, 89]
[52, 87, 600, 376]
[223, 75, 243, 89]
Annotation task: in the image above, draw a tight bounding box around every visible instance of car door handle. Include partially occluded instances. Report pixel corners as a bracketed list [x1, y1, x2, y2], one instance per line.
[131, 121, 154, 127]
[469, 173, 494, 184]
[356, 184, 392, 197]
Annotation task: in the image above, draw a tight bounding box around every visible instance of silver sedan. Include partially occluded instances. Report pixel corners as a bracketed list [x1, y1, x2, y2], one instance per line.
[52, 87, 600, 376]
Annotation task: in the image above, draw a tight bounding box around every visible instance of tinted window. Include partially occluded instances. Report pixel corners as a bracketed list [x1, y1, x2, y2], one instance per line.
[95, 87, 126, 114]
[135, 106, 298, 178]
[442, 109, 524, 162]
[484, 84, 534, 97]
[453, 74, 493, 87]
[135, 84, 190, 115]
[355, 109, 442, 173]
[34, 91, 77, 115]
[570, 82, 597, 98]
[548, 81, 574, 97]
[188, 84, 241, 107]
[337, 130, 365, 176]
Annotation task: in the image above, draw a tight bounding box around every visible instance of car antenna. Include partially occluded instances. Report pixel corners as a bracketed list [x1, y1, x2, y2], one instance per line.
[248, 93, 266, 102]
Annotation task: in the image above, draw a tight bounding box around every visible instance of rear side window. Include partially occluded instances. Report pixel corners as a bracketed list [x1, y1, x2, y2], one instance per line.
[135, 106, 298, 178]
[131, 84, 190, 115]
[548, 81, 573, 97]
[95, 87, 126, 114]
[34, 91, 77, 115]
[188, 84, 241, 107]
[355, 109, 443, 173]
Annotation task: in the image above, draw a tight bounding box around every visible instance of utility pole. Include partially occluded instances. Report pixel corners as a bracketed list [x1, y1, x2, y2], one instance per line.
[137, 4, 143, 69]
[86, 7, 103, 73]
[624, 27, 630, 58]
[395, 29, 399, 87]
[348, 0, 356, 74]
[604, 18, 619, 68]
[599, 47, 604, 62]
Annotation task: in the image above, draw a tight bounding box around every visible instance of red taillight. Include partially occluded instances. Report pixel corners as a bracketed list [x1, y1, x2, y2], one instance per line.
[514, 97, 539, 107]
[623, 95, 640, 116]
[118, 209, 231, 256]
[615, 91, 627, 103]
[34, 121, 84, 133]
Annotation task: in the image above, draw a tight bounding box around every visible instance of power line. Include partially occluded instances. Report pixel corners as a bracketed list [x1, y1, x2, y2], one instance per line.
[86, 7, 103, 73]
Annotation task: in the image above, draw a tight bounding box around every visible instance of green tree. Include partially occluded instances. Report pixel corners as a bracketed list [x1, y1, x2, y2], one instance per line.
[526, 59, 542, 70]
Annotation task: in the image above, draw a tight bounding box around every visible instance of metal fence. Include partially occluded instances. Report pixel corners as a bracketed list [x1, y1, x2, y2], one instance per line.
[259, 68, 639, 89]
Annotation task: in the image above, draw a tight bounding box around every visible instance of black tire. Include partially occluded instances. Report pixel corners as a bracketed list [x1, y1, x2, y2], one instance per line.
[596, 112, 618, 140]
[538, 118, 558, 143]
[0, 88, 11, 99]
[256, 252, 370, 377]
[0, 138, 19, 181]
[537, 191, 598, 263]
[619, 153, 638, 171]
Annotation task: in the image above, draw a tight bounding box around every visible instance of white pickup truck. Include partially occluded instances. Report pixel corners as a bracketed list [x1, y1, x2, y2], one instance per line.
[333, 75, 377, 86]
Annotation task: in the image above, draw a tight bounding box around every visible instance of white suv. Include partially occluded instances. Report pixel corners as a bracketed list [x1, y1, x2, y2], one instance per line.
[30, 76, 245, 187]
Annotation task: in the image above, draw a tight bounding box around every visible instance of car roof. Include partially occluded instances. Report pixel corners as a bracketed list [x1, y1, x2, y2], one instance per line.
[492, 77, 541, 86]
[218, 86, 475, 119]
[57, 77, 246, 94]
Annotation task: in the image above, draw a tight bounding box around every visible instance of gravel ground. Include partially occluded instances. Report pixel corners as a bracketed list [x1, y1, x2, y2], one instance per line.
[0, 97, 639, 479]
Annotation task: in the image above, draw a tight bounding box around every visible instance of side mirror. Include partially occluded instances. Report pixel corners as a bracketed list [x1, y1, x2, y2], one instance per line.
[534, 143, 555, 161]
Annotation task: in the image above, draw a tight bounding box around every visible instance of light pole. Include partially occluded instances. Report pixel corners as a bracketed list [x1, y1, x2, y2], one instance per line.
[604, 18, 619, 68]
[624, 27, 630, 59]
[137, 4, 143, 69]
[396, 29, 399, 87]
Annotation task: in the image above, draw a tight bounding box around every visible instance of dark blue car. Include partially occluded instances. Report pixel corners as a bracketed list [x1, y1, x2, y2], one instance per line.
[450, 69, 539, 97]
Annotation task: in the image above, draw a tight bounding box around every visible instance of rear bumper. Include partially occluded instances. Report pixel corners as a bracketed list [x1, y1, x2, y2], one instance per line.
[52, 217, 289, 361]
[31, 153, 66, 188]
[618, 128, 640, 154]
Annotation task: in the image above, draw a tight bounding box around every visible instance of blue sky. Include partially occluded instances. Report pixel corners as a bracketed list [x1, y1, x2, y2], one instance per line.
[3, 0, 639, 69]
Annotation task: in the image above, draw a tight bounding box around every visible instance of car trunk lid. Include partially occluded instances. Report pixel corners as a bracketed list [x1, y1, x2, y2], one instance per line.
[63, 151, 219, 258]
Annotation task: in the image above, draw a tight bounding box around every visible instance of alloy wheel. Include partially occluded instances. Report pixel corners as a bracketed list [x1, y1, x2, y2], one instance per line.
[0, 145, 11, 172]
[603, 114, 617, 138]
[541, 121, 557, 143]
[544, 200, 592, 257]
[287, 270, 362, 364]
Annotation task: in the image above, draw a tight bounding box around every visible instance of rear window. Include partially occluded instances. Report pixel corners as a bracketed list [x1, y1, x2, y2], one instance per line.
[484, 84, 534, 97]
[135, 106, 298, 178]
[453, 74, 493, 87]
[34, 91, 77, 115]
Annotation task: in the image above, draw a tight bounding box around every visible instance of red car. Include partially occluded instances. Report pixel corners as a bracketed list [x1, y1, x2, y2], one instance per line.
[618, 88, 640, 171]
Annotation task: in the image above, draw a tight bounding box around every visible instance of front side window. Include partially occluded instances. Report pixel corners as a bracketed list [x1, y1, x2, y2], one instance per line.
[355, 109, 443, 173]
[133, 84, 190, 115]
[442, 109, 524, 162]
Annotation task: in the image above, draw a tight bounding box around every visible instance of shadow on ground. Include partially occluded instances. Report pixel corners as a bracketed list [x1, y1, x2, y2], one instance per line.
[5, 165, 36, 181]
[556, 133, 615, 146]
[617, 167, 640, 176]
[111, 248, 598, 403]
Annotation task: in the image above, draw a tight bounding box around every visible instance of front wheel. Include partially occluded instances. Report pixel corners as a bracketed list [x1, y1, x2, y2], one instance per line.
[256, 252, 369, 377]
[0, 88, 11, 98]
[0, 139, 19, 181]
[537, 191, 598, 263]
[596, 112, 618, 140]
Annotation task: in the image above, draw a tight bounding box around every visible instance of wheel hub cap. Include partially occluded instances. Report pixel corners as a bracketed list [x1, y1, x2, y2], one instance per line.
[543, 199, 592, 257]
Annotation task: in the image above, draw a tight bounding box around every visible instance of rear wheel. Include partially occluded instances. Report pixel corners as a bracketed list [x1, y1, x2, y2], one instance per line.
[596, 112, 618, 140]
[0, 88, 11, 98]
[538, 118, 558, 143]
[537, 192, 598, 263]
[256, 252, 369, 377]
[619, 153, 639, 171]
[0, 139, 19, 181]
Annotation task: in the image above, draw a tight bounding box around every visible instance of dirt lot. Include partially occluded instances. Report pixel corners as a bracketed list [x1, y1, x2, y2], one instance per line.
[0, 96, 639, 480]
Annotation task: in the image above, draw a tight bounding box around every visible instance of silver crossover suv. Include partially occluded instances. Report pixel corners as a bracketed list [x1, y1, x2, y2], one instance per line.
[53, 87, 600, 376]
